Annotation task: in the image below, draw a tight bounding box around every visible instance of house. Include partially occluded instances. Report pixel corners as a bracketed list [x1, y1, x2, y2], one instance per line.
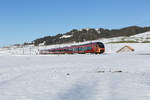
[116, 45, 135, 53]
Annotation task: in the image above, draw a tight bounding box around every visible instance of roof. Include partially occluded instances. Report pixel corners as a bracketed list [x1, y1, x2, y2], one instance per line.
[116, 45, 135, 53]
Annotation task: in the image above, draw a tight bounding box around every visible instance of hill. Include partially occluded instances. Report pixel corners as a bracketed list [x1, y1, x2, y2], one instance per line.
[33, 26, 150, 46]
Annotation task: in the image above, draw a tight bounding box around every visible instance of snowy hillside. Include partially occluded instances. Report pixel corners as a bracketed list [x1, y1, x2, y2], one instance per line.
[98, 31, 150, 43]
[130, 31, 150, 42]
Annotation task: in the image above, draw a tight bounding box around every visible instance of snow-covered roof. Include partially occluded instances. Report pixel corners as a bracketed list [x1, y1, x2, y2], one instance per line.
[60, 35, 72, 39]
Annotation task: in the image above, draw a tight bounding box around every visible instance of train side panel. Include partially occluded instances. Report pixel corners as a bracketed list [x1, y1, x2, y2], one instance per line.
[39, 42, 105, 54]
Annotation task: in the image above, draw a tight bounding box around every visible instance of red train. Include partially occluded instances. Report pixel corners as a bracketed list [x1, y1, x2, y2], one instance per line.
[40, 42, 105, 54]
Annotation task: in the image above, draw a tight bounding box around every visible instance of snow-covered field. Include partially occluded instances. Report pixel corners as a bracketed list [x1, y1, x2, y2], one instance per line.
[0, 43, 150, 100]
[0, 54, 150, 100]
[0, 31, 150, 100]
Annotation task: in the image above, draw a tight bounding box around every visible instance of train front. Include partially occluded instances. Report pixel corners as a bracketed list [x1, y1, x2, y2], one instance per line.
[96, 42, 105, 54]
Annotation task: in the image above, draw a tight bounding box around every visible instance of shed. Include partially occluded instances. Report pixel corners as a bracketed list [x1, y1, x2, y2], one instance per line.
[116, 45, 135, 53]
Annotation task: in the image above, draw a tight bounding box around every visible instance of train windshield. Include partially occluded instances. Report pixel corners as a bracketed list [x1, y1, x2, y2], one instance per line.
[97, 42, 104, 48]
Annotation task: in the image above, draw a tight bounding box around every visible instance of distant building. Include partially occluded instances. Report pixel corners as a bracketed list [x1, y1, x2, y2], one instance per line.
[116, 45, 135, 53]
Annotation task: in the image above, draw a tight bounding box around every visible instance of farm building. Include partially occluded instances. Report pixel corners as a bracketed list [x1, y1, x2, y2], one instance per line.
[116, 45, 135, 53]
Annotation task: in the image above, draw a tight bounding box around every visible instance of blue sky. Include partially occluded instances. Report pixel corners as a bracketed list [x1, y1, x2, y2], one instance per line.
[0, 0, 150, 46]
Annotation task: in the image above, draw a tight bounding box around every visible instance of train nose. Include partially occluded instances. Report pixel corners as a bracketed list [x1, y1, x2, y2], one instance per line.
[100, 48, 105, 54]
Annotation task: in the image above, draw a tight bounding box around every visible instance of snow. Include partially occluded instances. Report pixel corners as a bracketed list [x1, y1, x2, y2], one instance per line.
[0, 54, 150, 100]
[60, 35, 72, 39]
[105, 43, 150, 54]
[0, 31, 150, 55]
[0, 30, 150, 99]
[131, 31, 150, 38]
[0, 42, 149, 55]
[89, 31, 150, 43]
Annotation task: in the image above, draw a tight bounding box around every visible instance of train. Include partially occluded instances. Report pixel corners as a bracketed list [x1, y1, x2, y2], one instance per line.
[40, 42, 105, 54]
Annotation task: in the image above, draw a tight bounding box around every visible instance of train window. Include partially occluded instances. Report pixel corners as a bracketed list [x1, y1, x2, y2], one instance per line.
[80, 47, 91, 51]
[75, 48, 78, 51]
[88, 47, 92, 50]
[79, 47, 83, 51]
[68, 48, 73, 51]
[83, 47, 87, 51]
[73, 48, 75, 51]
[97, 42, 104, 48]
[81, 48, 84, 51]
[78, 47, 81, 51]
[64, 49, 67, 51]
[64, 48, 72, 51]
[66, 49, 69, 51]
[78, 47, 89, 51]
[73, 48, 77, 51]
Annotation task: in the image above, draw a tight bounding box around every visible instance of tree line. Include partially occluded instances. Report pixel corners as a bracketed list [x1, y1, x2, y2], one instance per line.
[32, 26, 150, 46]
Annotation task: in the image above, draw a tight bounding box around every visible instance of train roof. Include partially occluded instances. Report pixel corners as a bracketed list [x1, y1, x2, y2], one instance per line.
[70, 42, 103, 47]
